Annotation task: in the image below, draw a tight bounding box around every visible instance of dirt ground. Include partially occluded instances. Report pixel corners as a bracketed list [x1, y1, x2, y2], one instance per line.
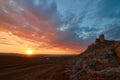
[0, 55, 71, 80]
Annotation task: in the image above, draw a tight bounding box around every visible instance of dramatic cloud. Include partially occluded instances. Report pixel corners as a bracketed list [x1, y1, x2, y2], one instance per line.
[0, 0, 120, 54]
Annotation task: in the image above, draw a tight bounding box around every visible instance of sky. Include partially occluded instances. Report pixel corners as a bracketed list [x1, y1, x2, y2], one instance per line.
[0, 0, 120, 55]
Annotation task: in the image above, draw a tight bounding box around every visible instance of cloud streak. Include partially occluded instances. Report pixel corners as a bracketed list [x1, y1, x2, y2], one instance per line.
[0, 0, 120, 54]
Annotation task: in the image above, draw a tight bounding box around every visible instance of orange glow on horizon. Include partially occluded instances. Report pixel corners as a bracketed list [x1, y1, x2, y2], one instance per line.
[25, 49, 34, 55]
[0, 32, 81, 55]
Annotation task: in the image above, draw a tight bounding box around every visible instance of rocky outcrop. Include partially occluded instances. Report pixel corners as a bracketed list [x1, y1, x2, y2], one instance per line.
[115, 47, 120, 59]
[65, 36, 120, 80]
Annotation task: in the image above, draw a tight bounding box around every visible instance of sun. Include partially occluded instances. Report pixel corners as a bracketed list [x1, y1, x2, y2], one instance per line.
[25, 49, 34, 55]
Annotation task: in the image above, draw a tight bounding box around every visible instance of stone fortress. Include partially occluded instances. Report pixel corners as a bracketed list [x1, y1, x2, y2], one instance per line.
[96, 34, 105, 43]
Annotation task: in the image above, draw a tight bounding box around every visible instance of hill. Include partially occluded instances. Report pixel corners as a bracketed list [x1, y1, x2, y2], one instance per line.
[66, 35, 120, 80]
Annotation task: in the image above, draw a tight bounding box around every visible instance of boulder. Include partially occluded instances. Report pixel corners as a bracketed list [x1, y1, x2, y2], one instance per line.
[115, 47, 120, 59]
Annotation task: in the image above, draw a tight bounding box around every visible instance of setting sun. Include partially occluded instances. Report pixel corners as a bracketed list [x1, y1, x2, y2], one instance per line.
[25, 49, 34, 55]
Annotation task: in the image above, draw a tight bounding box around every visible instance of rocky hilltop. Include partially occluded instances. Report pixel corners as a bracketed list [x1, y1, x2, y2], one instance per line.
[66, 34, 120, 80]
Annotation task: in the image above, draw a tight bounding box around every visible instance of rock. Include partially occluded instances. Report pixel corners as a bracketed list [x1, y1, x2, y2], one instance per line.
[99, 66, 120, 77]
[66, 37, 120, 80]
[100, 51, 109, 59]
[101, 71, 113, 77]
[99, 50, 116, 62]
[115, 47, 120, 59]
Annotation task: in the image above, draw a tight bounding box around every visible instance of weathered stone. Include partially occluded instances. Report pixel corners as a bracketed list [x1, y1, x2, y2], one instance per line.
[99, 34, 105, 42]
[115, 47, 120, 59]
[99, 66, 120, 77]
[100, 51, 116, 62]
[100, 51, 109, 59]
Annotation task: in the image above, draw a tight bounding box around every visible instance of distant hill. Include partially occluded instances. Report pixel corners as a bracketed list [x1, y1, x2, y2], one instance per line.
[66, 34, 120, 80]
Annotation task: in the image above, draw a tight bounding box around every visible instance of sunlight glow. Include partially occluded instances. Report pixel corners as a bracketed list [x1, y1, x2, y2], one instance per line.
[25, 49, 34, 55]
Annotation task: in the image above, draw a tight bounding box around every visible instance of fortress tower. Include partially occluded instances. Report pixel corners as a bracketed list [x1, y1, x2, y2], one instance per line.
[99, 34, 105, 42]
[95, 34, 105, 43]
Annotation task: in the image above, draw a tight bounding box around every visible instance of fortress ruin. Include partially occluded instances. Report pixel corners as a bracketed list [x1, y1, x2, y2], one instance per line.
[96, 34, 105, 43]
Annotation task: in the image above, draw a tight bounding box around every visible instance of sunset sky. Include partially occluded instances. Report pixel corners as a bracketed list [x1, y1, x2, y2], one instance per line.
[0, 0, 120, 55]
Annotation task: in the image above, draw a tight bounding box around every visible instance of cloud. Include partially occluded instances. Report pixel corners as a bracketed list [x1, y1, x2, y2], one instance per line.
[0, 38, 7, 40]
[102, 23, 120, 40]
[95, 0, 120, 40]
[0, 0, 120, 53]
[97, 0, 120, 18]
[0, 42, 15, 45]
[0, 0, 81, 53]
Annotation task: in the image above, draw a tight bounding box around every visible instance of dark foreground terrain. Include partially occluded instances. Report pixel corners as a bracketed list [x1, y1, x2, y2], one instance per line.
[66, 40, 120, 80]
[0, 54, 74, 80]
